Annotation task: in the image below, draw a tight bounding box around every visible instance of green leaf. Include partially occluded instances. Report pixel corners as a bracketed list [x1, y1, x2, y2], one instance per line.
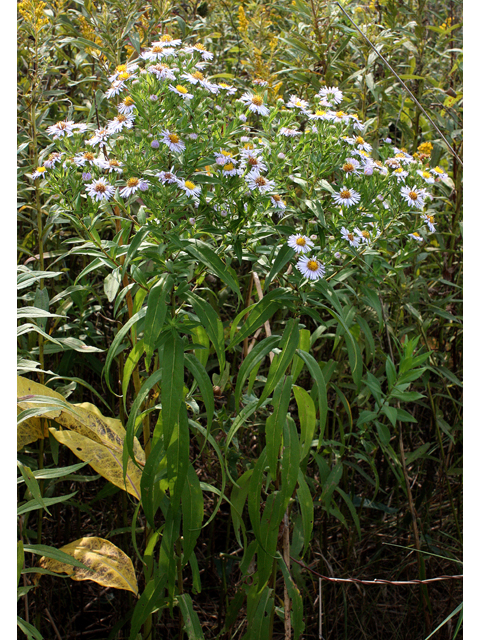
[234, 335, 282, 412]
[103, 307, 147, 394]
[265, 376, 292, 480]
[191, 326, 209, 368]
[184, 353, 214, 434]
[18, 492, 78, 516]
[296, 470, 314, 552]
[335, 487, 361, 538]
[185, 292, 226, 374]
[294, 350, 328, 445]
[17, 462, 50, 514]
[381, 404, 397, 427]
[280, 417, 300, 514]
[17, 616, 43, 640]
[293, 385, 316, 460]
[122, 339, 146, 411]
[319, 463, 343, 509]
[291, 329, 310, 383]
[162, 330, 185, 450]
[229, 288, 288, 349]
[167, 403, 190, 510]
[179, 239, 242, 301]
[264, 244, 295, 290]
[177, 594, 205, 640]
[181, 463, 204, 565]
[376, 422, 391, 445]
[143, 274, 174, 367]
[257, 319, 299, 407]
[129, 574, 168, 640]
[23, 543, 91, 570]
[17, 541, 24, 588]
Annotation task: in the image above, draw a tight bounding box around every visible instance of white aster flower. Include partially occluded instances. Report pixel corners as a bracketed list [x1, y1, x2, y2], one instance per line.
[341, 158, 360, 176]
[408, 232, 424, 242]
[430, 166, 447, 180]
[85, 177, 115, 201]
[353, 136, 372, 152]
[156, 170, 179, 184]
[421, 213, 436, 232]
[149, 63, 176, 81]
[222, 162, 239, 176]
[46, 120, 76, 138]
[279, 127, 301, 137]
[288, 234, 313, 253]
[31, 166, 47, 180]
[328, 110, 350, 124]
[96, 158, 124, 173]
[108, 64, 138, 83]
[286, 95, 309, 111]
[309, 109, 331, 121]
[394, 151, 414, 164]
[43, 152, 64, 169]
[120, 177, 150, 197]
[297, 255, 326, 280]
[181, 70, 218, 93]
[391, 167, 408, 182]
[239, 92, 270, 116]
[253, 78, 268, 86]
[332, 187, 361, 208]
[317, 86, 343, 105]
[354, 227, 372, 244]
[118, 96, 135, 115]
[107, 114, 135, 134]
[179, 179, 201, 198]
[245, 170, 275, 193]
[74, 151, 97, 167]
[217, 82, 237, 95]
[270, 194, 286, 209]
[141, 45, 176, 61]
[239, 149, 267, 173]
[184, 43, 214, 60]
[341, 227, 361, 248]
[400, 185, 427, 209]
[168, 84, 194, 100]
[86, 127, 111, 148]
[416, 169, 435, 184]
[154, 34, 182, 47]
[161, 130, 186, 153]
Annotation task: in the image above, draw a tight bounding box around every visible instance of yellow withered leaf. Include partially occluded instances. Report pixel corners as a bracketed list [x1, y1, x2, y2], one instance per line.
[17, 376, 145, 466]
[49, 428, 142, 499]
[16, 407, 49, 451]
[39, 537, 138, 595]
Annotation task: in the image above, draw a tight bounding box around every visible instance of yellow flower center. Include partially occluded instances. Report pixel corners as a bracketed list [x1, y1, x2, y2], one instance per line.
[422, 171, 431, 178]
[127, 178, 139, 188]
[194, 43, 206, 51]
[116, 64, 127, 73]
[169, 133, 180, 143]
[296, 237, 306, 246]
[152, 46, 164, 53]
[395, 168, 403, 173]
[193, 71, 204, 80]
[219, 83, 229, 88]
[57, 122, 67, 129]
[434, 166, 444, 174]
[184, 181, 196, 190]
[427, 215, 434, 223]
[340, 190, 351, 199]
[251, 95, 263, 106]
[347, 233, 354, 242]
[409, 191, 418, 200]
[248, 157, 259, 166]
[161, 34, 173, 42]
[84, 152, 94, 161]
[109, 160, 120, 167]
[37, 166, 46, 173]
[336, 111, 345, 118]
[221, 150, 232, 156]
[355, 136, 364, 144]
[272, 194, 281, 202]
[176, 85, 188, 94]
[343, 163, 354, 172]
[48, 153, 60, 160]
[117, 114, 127, 122]
[118, 72, 130, 81]
[395, 153, 405, 159]
[307, 260, 319, 271]
[165, 172, 173, 179]
[362, 231, 370, 238]
[224, 163, 234, 171]
[413, 232, 420, 237]
[95, 183, 106, 193]
[315, 110, 326, 116]
[255, 176, 267, 186]
[124, 96, 134, 106]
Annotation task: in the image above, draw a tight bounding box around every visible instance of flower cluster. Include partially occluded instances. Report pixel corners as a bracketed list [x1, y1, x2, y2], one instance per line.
[30, 32, 449, 287]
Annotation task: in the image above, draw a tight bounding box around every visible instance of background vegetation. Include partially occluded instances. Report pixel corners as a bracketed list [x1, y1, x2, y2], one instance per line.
[17, 1, 462, 639]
